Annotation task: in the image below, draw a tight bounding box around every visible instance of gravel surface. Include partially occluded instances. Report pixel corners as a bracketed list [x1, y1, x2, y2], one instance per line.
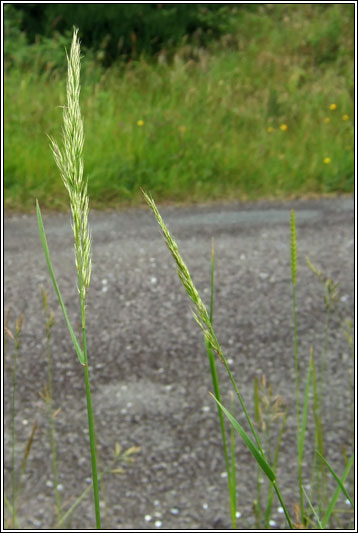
[4, 196, 354, 530]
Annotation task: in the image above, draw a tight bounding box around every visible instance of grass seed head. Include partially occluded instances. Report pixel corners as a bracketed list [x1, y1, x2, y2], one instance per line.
[143, 190, 224, 362]
[49, 27, 91, 300]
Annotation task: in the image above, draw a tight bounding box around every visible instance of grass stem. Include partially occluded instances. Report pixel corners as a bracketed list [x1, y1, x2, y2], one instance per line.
[83, 363, 101, 529]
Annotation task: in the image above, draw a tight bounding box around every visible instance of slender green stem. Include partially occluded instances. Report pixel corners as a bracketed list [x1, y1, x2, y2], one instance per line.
[43, 294, 62, 522]
[206, 341, 237, 527]
[206, 239, 237, 528]
[83, 362, 101, 529]
[81, 298, 101, 529]
[273, 481, 294, 529]
[11, 348, 17, 528]
[291, 210, 304, 524]
[10, 320, 23, 528]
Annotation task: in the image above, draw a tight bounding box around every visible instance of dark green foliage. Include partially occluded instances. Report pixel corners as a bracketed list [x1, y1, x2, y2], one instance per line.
[7, 4, 256, 66]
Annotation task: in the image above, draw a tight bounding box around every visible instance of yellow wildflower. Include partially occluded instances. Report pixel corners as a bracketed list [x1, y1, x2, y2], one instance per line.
[342, 114, 349, 121]
[329, 104, 337, 110]
[324, 117, 330, 123]
[280, 124, 288, 131]
[323, 157, 331, 164]
[137, 120, 144, 126]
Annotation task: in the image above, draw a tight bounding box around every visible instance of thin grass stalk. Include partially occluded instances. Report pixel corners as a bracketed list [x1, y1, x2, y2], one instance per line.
[302, 487, 324, 529]
[320, 453, 354, 528]
[263, 410, 288, 528]
[41, 287, 62, 522]
[311, 352, 328, 518]
[10, 338, 17, 528]
[17, 420, 38, 501]
[229, 392, 237, 525]
[10, 315, 23, 528]
[253, 378, 263, 528]
[317, 451, 354, 515]
[206, 239, 237, 527]
[211, 394, 293, 529]
[290, 209, 305, 523]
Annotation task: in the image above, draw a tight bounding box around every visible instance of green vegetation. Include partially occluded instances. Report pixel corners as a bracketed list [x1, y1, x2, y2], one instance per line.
[4, 3, 354, 212]
[144, 192, 354, 529]
[3, 17, 355, 528]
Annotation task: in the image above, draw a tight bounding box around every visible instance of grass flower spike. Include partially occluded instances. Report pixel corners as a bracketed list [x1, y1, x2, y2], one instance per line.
[49, 28, 91, 302]
[142, 191, 222, 360]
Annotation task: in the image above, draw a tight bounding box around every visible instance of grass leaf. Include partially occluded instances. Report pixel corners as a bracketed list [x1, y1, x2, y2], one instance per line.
[36, 200, 85, 365]
[318, 450, 354, 528]
[302, 487, 324, 529]
[210, 392, 275, 483]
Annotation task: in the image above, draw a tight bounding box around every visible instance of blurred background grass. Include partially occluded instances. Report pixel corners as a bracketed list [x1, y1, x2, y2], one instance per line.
[4, 3, 354, 212]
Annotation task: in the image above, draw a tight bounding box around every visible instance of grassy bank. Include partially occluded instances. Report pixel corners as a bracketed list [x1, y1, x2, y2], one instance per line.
[4, 3, 354, 212]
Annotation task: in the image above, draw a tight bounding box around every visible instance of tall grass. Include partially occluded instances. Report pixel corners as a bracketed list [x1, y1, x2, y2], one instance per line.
[143, 191, 294, 529]
[4, 3, 354, 212]
[36, 28, 101, 528]
[144, 191, 354, 529]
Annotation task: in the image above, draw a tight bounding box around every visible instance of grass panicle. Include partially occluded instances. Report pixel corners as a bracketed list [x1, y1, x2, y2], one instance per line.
[48, 27, 92, 302]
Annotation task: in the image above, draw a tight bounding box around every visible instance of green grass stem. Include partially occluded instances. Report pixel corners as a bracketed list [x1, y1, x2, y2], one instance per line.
[290, 209, 305, 523]
[317, 451, 354, 514]
[36, 201, 85, 365]
[41, 287, 62, 523]
[205, 238, 237, 528]
[10, 315, 23, 528]
[302, 487, 324, 529]
[210, 394, 293, 529]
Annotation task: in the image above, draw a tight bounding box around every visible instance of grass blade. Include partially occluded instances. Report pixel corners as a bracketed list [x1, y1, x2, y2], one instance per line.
[36, 200, 85, 365]
[204, 240, 237, 527]
[302, 487, 324, 529]
[210, 393, 275, 483]
[317, 451, 354, 523]
[210, 393, 293, 529]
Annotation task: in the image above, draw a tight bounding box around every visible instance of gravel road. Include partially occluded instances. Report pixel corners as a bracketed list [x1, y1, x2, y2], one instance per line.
[4, 196, 354, 530]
